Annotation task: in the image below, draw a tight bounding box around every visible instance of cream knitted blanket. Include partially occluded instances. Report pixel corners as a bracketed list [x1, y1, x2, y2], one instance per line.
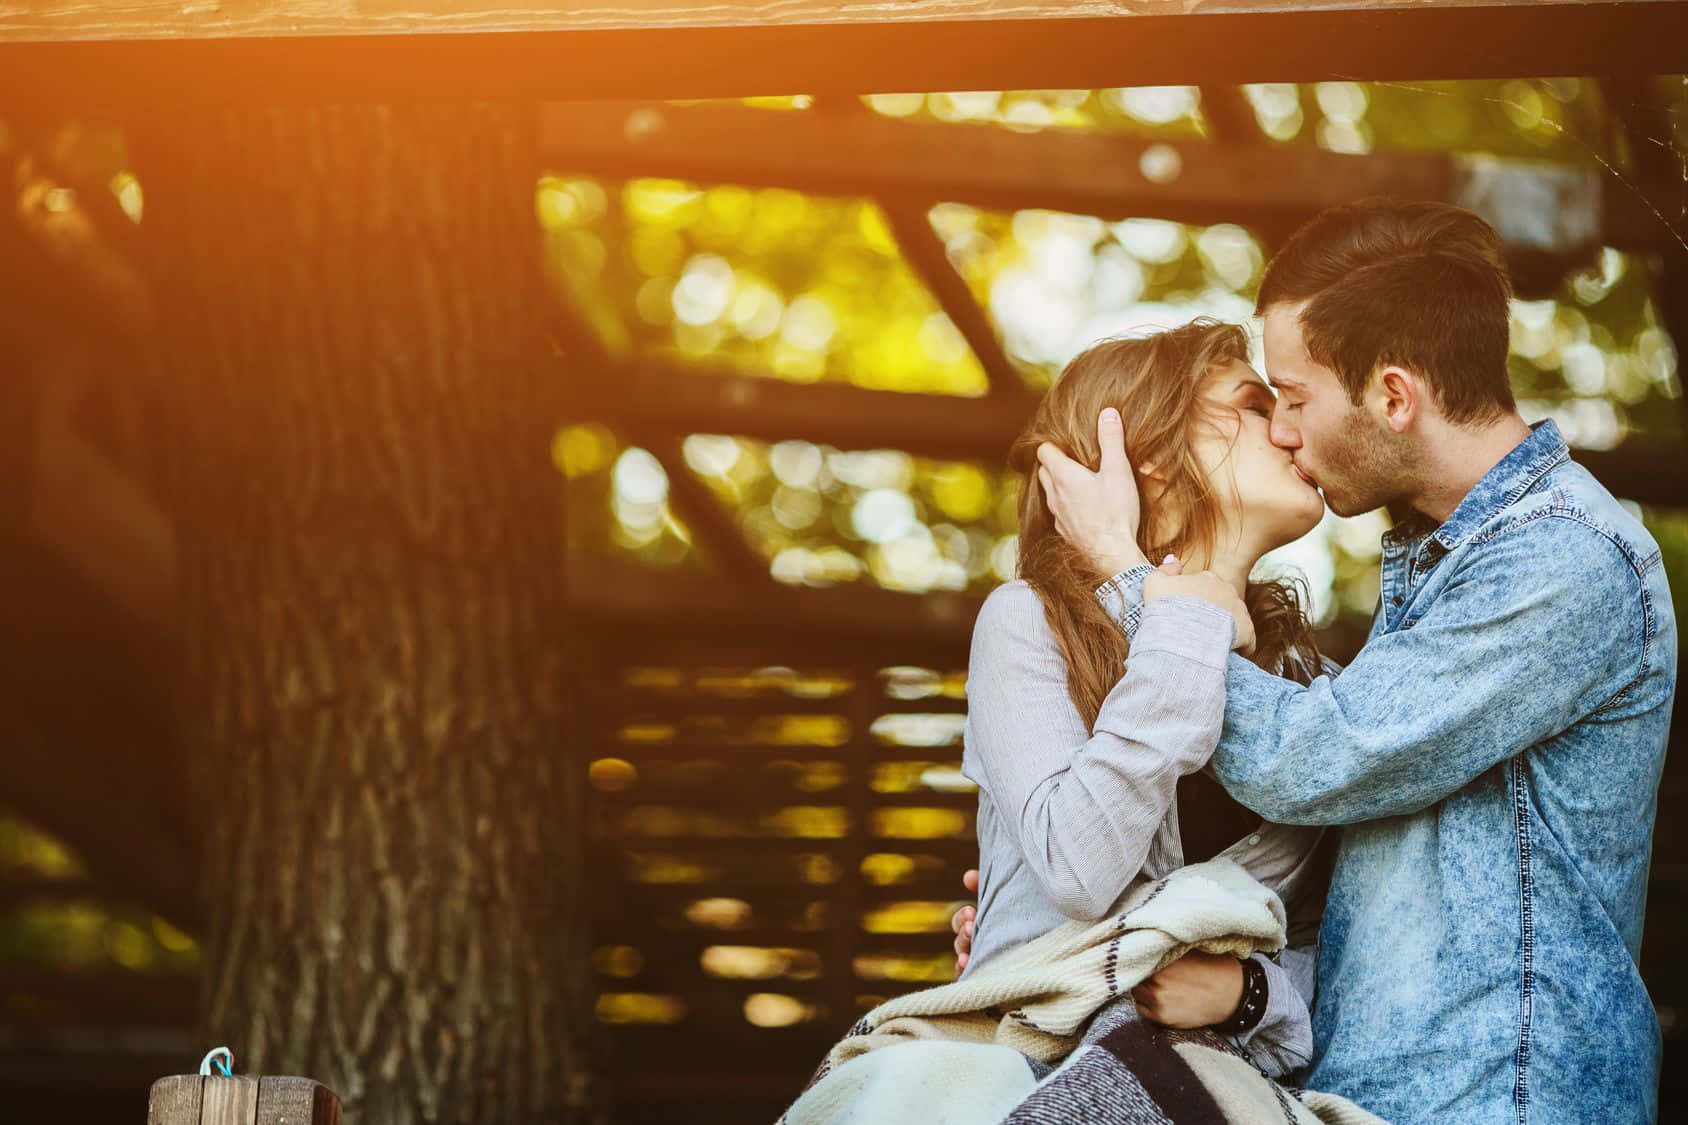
[780, 859, 1388, 1125]
[827, 859, 1284, 1071]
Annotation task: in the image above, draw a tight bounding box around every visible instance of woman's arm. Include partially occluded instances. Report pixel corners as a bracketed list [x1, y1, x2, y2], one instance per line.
[964, 582, 1236, 920]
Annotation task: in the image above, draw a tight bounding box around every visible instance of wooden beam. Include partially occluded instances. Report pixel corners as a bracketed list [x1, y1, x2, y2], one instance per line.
[881, 202, 1026, 398]
[570, 359, 1028, 464]
[1197, 85, 1266, 146]
[570, 356, 1688, 505]
[542, 101, 1444, 243]
[569, 556, 980, 662]
[4, 2, 1688, 107]
[539, 101, 1671, 264]
[647, 435, 772, 582]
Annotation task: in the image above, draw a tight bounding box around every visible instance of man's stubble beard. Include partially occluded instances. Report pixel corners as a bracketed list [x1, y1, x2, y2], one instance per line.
[1314, 405, 1412, 519]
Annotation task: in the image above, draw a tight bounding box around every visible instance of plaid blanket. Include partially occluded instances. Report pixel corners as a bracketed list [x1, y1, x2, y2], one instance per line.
[779, 860, 1388, 1125]
[1000, 1014, 1389, 1125]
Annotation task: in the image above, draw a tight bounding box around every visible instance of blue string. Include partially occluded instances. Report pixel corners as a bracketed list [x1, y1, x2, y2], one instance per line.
[200, 1046, 235, 1077]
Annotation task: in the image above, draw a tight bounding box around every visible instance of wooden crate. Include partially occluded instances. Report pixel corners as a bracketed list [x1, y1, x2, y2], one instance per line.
[147, 1076, 340, 1125]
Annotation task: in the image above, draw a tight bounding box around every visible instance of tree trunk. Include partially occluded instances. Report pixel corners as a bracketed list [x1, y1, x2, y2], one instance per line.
[132, 103, 599, 1123]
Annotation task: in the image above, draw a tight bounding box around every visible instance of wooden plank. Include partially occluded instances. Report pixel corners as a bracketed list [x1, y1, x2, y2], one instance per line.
[256, 1076, 341, 1125]
[10, 0, 1553, 42]
[595, 690, 962, 720]
[147, 1075, 202, 1125]
[539, 101, 1670, 261]
[572, 361, 1688, 508]
[591, 874, 970, 904]
[1197, 84, 1264, 145]
[201, 1075, 260, 1125]
[601, 694, 860, 720]
[2, 3, 1687, 106]
[648, 436, 773, 582]
[571, 361, 1027, 465]
[543, 101, 1445, 243]
[594, 741, 963, 763]
[881, 202, 1026, 397]
[590, 779, 971, 811]
[9, 0, 1678, 45]
[567, 554, 984, 656]
[589, 835, 978, 861]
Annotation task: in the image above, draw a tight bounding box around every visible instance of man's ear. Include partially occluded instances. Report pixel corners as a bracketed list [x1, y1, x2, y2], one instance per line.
[1376, 365, 1420, 434]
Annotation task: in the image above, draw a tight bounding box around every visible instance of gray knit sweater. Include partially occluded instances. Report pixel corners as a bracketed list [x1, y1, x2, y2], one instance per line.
[959, 580, 1330, 1074]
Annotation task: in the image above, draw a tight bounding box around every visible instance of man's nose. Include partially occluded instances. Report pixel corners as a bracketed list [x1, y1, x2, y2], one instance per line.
[1269, 405, 1301, 449]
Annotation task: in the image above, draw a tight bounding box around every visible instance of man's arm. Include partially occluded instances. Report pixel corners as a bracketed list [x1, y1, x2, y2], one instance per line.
[1211, 516, 1644, 825]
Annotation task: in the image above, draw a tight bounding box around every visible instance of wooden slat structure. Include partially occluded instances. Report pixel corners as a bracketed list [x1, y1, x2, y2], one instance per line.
[2, 1, 1688, 105]
[575, 628, 974, 1120]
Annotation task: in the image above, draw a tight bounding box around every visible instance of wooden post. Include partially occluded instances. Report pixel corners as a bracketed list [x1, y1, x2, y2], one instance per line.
[148, 1076, 341, 1125]
[129, 102, 601, 1123]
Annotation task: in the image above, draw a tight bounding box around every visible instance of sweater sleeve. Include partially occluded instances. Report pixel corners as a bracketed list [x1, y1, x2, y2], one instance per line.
[963, 583, 1235, 920]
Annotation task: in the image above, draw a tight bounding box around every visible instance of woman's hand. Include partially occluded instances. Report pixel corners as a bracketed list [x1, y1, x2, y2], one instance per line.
[1131, 952, 1246, 1029]
[1037, 407, 1149, 578]
[951, 869, 979, 975]
[1143, 557, 1256, 656]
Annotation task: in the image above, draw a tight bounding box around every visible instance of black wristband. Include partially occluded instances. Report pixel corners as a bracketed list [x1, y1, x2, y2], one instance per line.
[1212, 955, 1269, 1036]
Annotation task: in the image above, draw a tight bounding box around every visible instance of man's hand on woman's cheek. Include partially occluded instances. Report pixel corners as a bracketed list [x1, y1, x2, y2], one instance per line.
[1035, 407, 1150, 577]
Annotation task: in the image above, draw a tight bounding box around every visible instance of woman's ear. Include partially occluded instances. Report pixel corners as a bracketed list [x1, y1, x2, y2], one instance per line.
[1137, 461, 1166, 483]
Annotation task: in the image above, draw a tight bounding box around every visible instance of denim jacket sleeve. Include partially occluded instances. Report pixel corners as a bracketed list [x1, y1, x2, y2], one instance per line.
[1230, 949, 1316, 1077]
[964, 582, 1235, 919]
[1212, 515, 1646, 825]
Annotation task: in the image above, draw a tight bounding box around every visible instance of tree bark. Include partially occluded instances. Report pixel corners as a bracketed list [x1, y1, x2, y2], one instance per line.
[132, 103, 599, 1123]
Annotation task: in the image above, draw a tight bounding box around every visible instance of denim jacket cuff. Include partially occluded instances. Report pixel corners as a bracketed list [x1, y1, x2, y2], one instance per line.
[1225, 952, 1315, 1076]
[1095, 562, 1156, 640]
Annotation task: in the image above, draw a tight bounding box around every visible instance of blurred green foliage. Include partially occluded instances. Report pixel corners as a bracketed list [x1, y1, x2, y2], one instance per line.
[0, 816, 198, 974]
[543, 79, 1685, 629]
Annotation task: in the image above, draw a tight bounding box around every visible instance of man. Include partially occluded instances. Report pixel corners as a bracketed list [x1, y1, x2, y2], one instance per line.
[952, 200, 1676, 1122]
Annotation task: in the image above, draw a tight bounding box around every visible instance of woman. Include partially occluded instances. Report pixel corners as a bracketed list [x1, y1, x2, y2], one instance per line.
[956, 317, 1334, 1077]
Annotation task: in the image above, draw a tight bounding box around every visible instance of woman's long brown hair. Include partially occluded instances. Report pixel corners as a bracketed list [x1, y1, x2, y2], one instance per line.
[1010, 318, 1322, 727]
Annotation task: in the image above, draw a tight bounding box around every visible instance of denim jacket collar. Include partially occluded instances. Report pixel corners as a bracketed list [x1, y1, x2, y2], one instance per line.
[1382, 420, 1569, 556]
[1430, 419, 1568, 551]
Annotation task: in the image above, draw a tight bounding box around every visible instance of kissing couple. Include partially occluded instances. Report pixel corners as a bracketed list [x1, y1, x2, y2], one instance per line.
[783, 198, 1676, 1125]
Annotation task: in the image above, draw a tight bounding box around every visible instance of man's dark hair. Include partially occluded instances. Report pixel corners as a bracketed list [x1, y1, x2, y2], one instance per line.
[1255, 198, 1515, 424]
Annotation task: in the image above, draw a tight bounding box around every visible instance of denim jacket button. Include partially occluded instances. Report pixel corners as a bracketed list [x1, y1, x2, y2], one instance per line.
[1247, 834, 1261, 847]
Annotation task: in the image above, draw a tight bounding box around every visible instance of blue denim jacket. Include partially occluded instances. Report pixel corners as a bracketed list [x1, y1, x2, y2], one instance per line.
[1096, 422, 1676, 1124]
